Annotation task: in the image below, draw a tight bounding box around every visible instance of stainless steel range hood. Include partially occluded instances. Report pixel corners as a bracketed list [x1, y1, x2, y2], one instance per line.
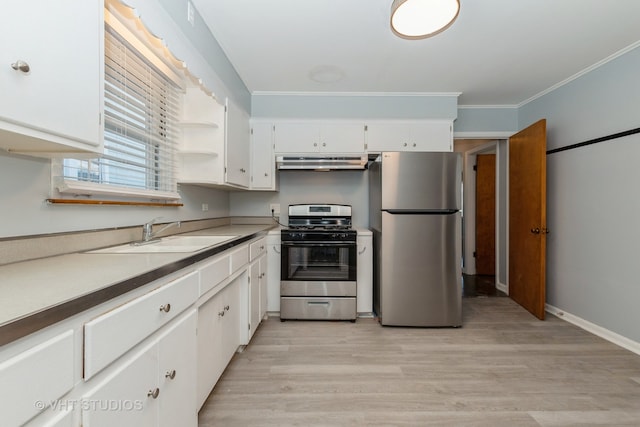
[276, 155, 368, 170]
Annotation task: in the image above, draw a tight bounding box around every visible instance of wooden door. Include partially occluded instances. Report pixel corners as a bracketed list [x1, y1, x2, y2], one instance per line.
[475, 154, 496, 275]
[509, 119, 547, 320]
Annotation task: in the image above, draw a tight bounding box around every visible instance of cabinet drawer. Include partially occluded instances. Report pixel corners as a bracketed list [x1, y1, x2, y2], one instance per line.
[199, 253, 230, 296]
[249, 238, 266, 261]
[230, 245, 249, 273]
[0, 330, 74, 427]
[84, 271, 198, 379]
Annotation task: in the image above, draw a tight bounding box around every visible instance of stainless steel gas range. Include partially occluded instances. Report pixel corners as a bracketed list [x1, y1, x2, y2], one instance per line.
[280, 204, 357, 321]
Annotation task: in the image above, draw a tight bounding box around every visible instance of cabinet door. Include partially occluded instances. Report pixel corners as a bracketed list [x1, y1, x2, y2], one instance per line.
[82, 344, 158, 427]
[409, 120, 453, 151]
[221, 276, 242, 365]
[250, 122, 276, 190]
[365, 122, 410, 152]
[259, 254, 268, 321]
[248, 261, 261, 339]
[0, 0, 102, 155]
[274, 122, 320, 153]
[266, 234, 281, 313]
[158, 310, 197, 427]
[357, 234, 373, 314]
[320, 122, 365, 153]
[196, 293, 224, 409]
[225, 99, 251, 187]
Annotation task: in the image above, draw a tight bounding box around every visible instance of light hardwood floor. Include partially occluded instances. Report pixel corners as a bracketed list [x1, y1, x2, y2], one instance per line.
[198, 298, 640, 426]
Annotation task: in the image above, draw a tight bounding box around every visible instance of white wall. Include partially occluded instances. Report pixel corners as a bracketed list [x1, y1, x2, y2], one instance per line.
[519, 44, 640, 343]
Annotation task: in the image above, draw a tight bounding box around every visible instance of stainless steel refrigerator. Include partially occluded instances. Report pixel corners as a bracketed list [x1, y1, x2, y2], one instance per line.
[369, 151, 462, 327]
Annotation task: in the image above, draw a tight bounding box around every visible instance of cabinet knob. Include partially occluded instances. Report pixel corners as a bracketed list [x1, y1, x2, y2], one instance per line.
[322, 142, 326, 147]
[403, 142, 408, 147]
[314, 142, 318, 147]
[147, 388, 160, 399]
[413, 143, 417, 147]
[159, 303, 171, 313]
[224, 305, 230, 311]
[165, 369, 177, 380]
[264, 173, 268, 177]
[11, 60, 30, 73]
[218, 310, 225, 317]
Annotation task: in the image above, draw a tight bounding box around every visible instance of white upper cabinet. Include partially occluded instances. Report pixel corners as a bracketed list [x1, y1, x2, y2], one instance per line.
[0, 0, 103, 158]
[366, 120, 453, 152]
[250, 121, 277, 191]
[274, 121, 365, 154]
[225, 98, 251, 188]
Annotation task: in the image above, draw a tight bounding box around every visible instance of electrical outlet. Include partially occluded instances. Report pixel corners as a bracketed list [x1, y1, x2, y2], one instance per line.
[201, 203, 208, 212]
[269, 203, 280, 215]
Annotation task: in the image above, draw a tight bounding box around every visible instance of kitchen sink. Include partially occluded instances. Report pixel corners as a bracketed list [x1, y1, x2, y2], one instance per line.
[87, 235, 238, 254]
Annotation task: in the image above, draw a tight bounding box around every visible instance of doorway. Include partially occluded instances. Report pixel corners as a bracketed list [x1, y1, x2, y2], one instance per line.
[455, 139, 508, 296]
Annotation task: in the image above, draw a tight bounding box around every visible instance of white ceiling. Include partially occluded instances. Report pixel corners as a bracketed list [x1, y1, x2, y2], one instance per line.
[191, 0, 640, 106]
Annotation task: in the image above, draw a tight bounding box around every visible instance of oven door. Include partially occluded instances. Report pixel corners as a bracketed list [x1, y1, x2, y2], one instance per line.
[280, 241, 357, 296]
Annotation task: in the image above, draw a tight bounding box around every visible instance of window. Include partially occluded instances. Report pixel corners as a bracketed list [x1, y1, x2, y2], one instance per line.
[60, 23, 182, 200]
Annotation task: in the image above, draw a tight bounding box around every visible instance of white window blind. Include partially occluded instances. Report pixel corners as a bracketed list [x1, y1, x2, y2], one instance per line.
[62, 25, 181, 197]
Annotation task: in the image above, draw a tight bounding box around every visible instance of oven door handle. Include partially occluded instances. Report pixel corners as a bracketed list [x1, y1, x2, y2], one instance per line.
[281, 241, 356, 247]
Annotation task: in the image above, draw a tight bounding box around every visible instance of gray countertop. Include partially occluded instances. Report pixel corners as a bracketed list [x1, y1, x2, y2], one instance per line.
[0, 224, 273, 346]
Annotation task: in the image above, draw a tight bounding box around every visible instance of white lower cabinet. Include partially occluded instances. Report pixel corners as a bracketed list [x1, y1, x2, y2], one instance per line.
[266, 232, 281, 313]
[196, 275, 242, 409]
[0, 330, 74, 427]
[246, 237, 268, 341]
[357, 232, 373, 315]
[82, 310, 197, 427]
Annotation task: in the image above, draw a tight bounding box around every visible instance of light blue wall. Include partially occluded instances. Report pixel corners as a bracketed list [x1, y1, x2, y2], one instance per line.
[455, 106, 518, 133]
[156, 0, 251, 111]
[519, 45, 640, 343]
[252, 94, 458, 119]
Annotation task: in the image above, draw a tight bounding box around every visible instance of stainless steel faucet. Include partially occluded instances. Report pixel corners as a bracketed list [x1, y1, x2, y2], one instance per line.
[140, 217, 181, 243]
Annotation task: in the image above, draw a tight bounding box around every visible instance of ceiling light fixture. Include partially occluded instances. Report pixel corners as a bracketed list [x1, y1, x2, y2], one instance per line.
[390, 0, 460, 40]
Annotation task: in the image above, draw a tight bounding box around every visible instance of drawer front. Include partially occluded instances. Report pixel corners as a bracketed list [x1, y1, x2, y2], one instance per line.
[230, 245, 249, 274]
[280, 297, 356, 320]
[249, 238, 266, 261]
[0, 330, 74, 427]
[84, 271, 198, 379]
[199, 253, 230, 296]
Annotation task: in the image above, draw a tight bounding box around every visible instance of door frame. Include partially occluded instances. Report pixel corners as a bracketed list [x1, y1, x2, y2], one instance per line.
[456, 134, 510, 294]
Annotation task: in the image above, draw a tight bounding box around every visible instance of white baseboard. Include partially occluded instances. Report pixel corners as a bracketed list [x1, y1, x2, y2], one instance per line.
[496, 281, 508, 294]
[546, 304, 640, 356]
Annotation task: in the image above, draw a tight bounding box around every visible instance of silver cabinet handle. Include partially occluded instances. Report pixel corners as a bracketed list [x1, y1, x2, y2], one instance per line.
[11, 60, 30, 73]
[159, 303, 171, 313]
[307, 301, 330, 306]
[147, 388, 160, 399]
[165, 369, 176, 380]
[358, 246, 367, 255]
[273, 246, 281, 254]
